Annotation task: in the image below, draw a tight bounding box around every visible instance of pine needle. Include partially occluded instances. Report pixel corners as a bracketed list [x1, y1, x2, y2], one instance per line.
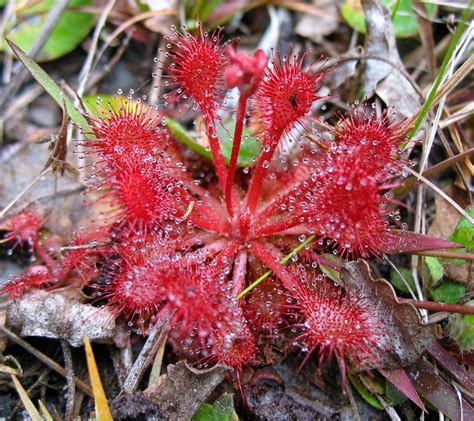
[38, 400, 54, 421]
[84, 335, 113, 421]
[11, 374, 42, 421]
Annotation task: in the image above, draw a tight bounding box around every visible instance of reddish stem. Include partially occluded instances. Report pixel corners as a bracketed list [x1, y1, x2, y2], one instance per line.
[188, 211, 230, 235]
[246, 143, 278, 215]
[412, 250, 474, 261]
[204, 116, 228, 194]
[35, 242, 56, 272]
[175, 187, 229, 233]
[225, 94, 249, 216]
[249, 241, 295, 290]
[255, 215, 306, 237]
[231, 249, 247, 296]
[402, 299, 474, 315]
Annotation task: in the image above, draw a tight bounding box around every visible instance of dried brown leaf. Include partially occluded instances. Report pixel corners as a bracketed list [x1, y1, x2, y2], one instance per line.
[361, 0, 424, 126]
[340, 260, 437, 370]
[0, 308, 7, 353]
[41, 95, 76, 176]
[144, 360, 227, 420]
[295, 1, 339, 43]
[143, 0, 177, 34]
[428, 186, 470, 283]
[6, 290, 116, 347]
[413, 1, 436, 80]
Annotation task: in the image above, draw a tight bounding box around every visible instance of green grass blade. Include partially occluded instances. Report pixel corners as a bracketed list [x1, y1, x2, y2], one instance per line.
[238, 235, 316, 298]
[165, 117, 212, 159]
[5, 38, 90, 132]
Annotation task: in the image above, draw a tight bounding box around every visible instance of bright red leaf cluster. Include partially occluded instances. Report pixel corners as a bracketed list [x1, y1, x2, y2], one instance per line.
[1, 23, 452, 392]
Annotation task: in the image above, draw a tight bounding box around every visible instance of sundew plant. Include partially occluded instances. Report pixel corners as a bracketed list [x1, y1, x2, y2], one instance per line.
[2, 23, 464, 396]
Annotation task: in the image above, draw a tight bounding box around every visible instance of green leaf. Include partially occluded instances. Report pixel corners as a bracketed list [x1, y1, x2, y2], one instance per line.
[450, 207, 474, 248]
[425, 256, 444, 283]
[385, 379, 409, 406]
[390, 267, 416, 294]
[218, 119, 262, 167]
[450, 300, 474, 351]
[429, 280, 466, 304]
[319, 253, 341, 282]
[166, 117, 261, 167]
[348, 373, 384, 410]
[192, 393, 238, 421]
[165, 117, 212, 160]
[1, 0, 95, 62]
[340, 0, 435, 38]
[187, 0, 224, 22]
[83, 95, 141, 118]
[6, 39, 90, 133]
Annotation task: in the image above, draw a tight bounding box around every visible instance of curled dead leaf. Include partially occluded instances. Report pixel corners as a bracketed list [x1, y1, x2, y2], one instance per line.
[340, 260, 437, 371]
[144, 360, 227, 420]
[6, 290, 116, 347]
[361, 0, 425, 136]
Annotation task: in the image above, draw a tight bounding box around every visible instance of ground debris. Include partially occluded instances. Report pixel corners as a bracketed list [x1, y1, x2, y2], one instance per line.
[340, 260, 437, 370]
[362, 0, 423, 125]
[111, 391, 164, 421]
[6, 289, 116, 347]
[144, 361, 228, 420]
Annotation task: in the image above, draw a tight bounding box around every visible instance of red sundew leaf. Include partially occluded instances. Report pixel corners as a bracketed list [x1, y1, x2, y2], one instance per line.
[406, 360, 474, 420]
[380, 230, 463, 253]
[427, 341, 474, 393]
[339, 260, 437, 370]
[379, 368, 426, 412]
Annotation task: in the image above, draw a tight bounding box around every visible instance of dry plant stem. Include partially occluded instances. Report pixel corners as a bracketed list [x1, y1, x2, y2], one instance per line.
[0, 0, 70, 110]
[147, 331, 168, 388]
[0, 326, 93, 397]
[148, 38, 166, 105]
[10, 369, 52, 419]
[413, 53, 474, 173]
[377, 395, 401, 421]
[0, 168, 52, 221]
[436, 129, 472, 204]
[334, 54, 424, 99]
[92, 9, 176, 70]
[400, 148, 474, 193]
[412, 184, 427, 320]
[429, 54, 474, 115]
[412, 250, 474, 261]
[406, 167, 474, 224]
[61, 339, 75, 421]
[76, 0, 116, 97]
[344, 379, 361, 421]
[72, 0, 116, 183]
[2, 84, 43, 121]
[440, 102, 474, 128]
[384, 255, 417, 299]
[86, 33, 132, 91]
[403, 300, 474, 315]
[122, 312, 173, 394]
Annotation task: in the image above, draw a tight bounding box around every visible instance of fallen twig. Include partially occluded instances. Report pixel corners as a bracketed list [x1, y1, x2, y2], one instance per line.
[0, 326, 93, 397]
